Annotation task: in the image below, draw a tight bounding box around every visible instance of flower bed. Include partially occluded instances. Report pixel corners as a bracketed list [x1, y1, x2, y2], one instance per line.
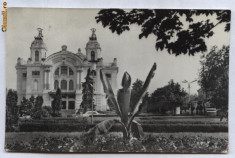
[5, 134, 228, 153]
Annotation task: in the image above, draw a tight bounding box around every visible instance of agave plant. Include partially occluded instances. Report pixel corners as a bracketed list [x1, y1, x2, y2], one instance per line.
[85, 63, 157, 143]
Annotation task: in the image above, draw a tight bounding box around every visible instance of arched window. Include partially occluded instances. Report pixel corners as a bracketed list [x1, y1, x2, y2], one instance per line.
[69, 68, 74, 76]
[55, 68, 59, 76]
[91, 51, 95, 61]
[61, 66, 68, 75]
[61, 80, 67, 90]
[35, 51, 39, 62]
[54, 80, 59, 90]
[33, 80, 38, 91]
[69, 80, 73, 90]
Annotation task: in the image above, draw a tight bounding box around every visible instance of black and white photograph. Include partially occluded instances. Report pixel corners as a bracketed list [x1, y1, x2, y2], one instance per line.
[4, 7, 230, 153]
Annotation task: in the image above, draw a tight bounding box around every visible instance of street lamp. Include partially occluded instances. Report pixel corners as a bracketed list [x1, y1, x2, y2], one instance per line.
[182, 79, 197, 115]
[88, 58, 100, 124]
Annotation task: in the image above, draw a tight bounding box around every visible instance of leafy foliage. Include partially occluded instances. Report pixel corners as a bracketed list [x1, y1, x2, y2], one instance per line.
[84, 119, 119, 142]
[130, 79, 144, 112]
[6, 89, 18, 131]
[30, 96, 45, 120]
[100, 68, 123, 117]
[19, 96, 52, 119]
[80, 68, 95, 113]
[95, 63, 157, 143]
[6, 89, 18, 112]
[148, 80, 187, 113]
[19, 96, 33, 117]
[199, 46, 229, 114]
[51, 88, 62, 117]
[131, 120, 144, 139]
[5, 134, 228, 153]
[42, 106, 53, 117]
[96, 9, 230, 56]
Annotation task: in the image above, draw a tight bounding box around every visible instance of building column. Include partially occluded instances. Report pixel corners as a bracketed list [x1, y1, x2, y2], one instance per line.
[44, 71, 47, 90]
[76, 67, 83, 91]
[66, 96, 69, 110]
[79, 70, 82, 90]
[48, 70, 51, 90]
[46, 71, 49, 89]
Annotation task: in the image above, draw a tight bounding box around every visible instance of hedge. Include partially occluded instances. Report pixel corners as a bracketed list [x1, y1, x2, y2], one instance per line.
[18, 122, 228, 133]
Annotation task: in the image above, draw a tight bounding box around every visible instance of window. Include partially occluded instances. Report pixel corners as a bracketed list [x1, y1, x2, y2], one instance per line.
[61, 66, 67, 75]
[91, 51, 95, 61]
[61, 80, 67, 90]
[68, 94, 75, 99]
[35, 51, 39, 61]
[32, 71, 40, 76]
[105, 73, 111, 79]
[69, 68, 74, 76]
[62, 101, 66, 109]
[69, 80, 73, 90]
[33, 80, 38, 91]
[55, 68, 59, 76]
[22, 73, 27, 78]
[54, 80, 59, 90]
[68, 101, 75, 109]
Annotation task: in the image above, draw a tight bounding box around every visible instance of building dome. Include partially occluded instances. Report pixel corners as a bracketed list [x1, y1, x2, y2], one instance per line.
[30, 28, 47, 50]
[86, 28, 101, 49]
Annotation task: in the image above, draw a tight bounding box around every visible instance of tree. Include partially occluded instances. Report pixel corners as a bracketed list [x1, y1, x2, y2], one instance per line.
[96, 9, 230, 56]
[80, 68, 95, 113]
[35, 96, 44, 109]
[31, 96, 45, 120]
[148, 80, 187, 114]
[130, 79, 144, 112]
[19, 97, 32, 117]
[29, 95, 35, 105]
[199, 46, 229, 112]
[51, 88, 62, 117]
[6, 89, 18, 131]
[6, 89, 18, 112]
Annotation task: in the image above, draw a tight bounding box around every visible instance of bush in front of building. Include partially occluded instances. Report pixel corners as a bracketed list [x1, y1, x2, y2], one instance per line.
[18, 121, 227, 133]
[18, 117, 89, 132]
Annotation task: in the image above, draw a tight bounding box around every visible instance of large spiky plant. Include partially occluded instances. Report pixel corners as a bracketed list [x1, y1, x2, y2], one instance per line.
[85, 63, 157, 142]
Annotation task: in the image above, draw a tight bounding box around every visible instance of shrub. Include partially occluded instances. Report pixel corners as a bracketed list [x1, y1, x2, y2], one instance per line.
[18, 118, 90, 132]
[19, 123, 92, 132]
[17, 121, 228, 133]
[42, 106, 53, 116]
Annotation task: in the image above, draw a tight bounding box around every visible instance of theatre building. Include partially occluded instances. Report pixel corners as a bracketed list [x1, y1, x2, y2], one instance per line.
[15, 28, 118, 114]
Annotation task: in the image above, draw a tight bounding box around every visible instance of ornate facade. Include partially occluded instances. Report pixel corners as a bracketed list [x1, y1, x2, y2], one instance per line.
[15, 28, 118, 114]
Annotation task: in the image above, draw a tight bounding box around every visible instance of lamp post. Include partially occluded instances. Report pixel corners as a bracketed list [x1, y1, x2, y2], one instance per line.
[88, 58, 100, 124]
[182, 79, 197, 115]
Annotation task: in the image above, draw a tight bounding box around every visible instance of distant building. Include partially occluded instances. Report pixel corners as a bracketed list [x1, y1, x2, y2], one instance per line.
[15, 28, 118, 113]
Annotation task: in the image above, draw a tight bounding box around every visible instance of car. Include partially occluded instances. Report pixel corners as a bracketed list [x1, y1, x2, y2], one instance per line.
[19, 115, 31, 119]
[82, 111, 104, 117]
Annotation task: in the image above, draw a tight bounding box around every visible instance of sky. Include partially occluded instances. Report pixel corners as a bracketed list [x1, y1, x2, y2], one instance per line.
[6, 8, 230, 95]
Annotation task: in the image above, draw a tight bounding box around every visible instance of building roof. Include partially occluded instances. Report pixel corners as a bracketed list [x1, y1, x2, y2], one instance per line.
[30, 28, 47, 50]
